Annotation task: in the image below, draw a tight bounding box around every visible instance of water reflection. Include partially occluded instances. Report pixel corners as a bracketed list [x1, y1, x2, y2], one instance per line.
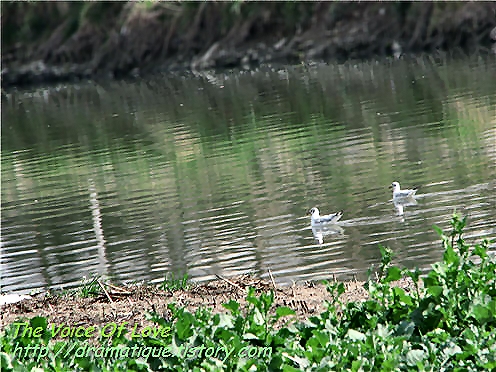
[2, 57, 495, 294]
[311, 225, 345, 245]
[393, 198, 419, 221]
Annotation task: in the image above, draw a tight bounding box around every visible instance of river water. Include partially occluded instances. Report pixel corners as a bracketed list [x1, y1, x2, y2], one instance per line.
[2, 57, 495, 294]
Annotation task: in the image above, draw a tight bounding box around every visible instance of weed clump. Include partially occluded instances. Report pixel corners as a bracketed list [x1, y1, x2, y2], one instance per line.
[160, 273, 190, 291]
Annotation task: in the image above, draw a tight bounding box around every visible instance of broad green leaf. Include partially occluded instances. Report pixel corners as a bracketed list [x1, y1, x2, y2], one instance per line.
[176, 312, 194, 340]
[384, 266, 402, 283]
[473, 244, 488, 259]
[312, 330, 331, 347]
[275, 306, 296, 319]
[351, 359, 363, 370]
[223, 300, 240, 314]
[469, 295, 495, 324]
[392, 287, 413, 306]
[30, 316, 48, 331]
[426, 285, 443, 297]
[443, 245, 459, 266]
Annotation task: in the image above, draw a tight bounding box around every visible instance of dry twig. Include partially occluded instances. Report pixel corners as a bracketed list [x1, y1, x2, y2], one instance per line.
[268, 268, 277, 290]
[97, 280, 114, 304]
[215, 274, 245, 292]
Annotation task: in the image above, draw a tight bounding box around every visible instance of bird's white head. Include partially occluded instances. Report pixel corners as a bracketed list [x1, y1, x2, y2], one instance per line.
[307, 207, 320, 218]
[390, 182, 401, 193]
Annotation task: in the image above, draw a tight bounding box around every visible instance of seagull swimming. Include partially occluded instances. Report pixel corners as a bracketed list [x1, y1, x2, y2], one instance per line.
[307, 207, 343, 226]
[389, 181, 418, 199]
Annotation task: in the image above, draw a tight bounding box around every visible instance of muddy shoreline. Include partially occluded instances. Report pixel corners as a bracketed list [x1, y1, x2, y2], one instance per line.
[1, 275, 417, 331]
[2, 2, 496, 90]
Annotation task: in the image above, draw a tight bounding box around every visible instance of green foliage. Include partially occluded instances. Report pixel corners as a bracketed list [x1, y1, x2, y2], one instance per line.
[78, 275, 100, 298]
[2, 214, 495, 370]
[159, 273, 190, 291]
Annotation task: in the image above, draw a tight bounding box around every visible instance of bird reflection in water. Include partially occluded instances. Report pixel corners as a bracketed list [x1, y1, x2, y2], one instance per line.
[393, 198, 418, 221]
[311, 224, 345, 244]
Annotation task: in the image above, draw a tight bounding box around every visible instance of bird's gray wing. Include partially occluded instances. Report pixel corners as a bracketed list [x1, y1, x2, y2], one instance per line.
[320, 212, 342, 223]
[395, 189, 417, 198]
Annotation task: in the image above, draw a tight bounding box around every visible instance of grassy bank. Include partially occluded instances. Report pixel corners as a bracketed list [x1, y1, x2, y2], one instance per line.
[1, 214, 495, 371]
[2, 2, 495, 88]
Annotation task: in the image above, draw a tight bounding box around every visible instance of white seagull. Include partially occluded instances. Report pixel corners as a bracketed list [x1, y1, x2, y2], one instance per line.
[389, 181, 418, 199]
[307, 207, 343, 226]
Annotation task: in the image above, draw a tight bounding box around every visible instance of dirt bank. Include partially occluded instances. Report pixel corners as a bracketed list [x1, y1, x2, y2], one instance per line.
[2, 2, 496, 89]
[1, 275, 416, 332]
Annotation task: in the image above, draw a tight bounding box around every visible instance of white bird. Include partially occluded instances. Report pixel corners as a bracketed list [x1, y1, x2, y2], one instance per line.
[307, 207, 343, 226]
[389, 181, 418, 199]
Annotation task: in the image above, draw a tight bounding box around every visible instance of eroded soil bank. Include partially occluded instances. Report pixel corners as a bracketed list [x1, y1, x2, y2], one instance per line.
[2, 2, 496, 89]
[1, 275, 416, 331]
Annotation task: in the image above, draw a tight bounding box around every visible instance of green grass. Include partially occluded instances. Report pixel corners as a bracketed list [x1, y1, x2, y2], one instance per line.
[75, 272, 190, 298]
[160, 273, 190, 291]
[1, 213, 495, 371]
[78, 275, 101, 298]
